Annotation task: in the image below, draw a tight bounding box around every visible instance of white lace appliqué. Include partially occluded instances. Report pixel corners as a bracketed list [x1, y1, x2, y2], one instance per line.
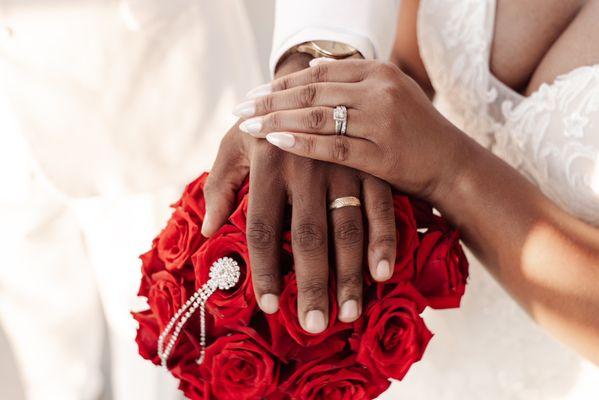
[418, 0, 599, 226]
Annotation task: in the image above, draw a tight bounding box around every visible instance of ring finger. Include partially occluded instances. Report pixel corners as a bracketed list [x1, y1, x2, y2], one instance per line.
[239, 106, 363, 138]
[327, 168, 364, 323]
[234, 83, 361, 119]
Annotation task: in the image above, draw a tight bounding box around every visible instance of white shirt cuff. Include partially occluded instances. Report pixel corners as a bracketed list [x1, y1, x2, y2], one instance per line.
[269, 28, 375, 75]
[269, 0, 399, 77]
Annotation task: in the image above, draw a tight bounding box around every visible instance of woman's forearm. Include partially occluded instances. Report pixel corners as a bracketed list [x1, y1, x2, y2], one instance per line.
[239, 57, 599, 362]
[432, 131, 599, 363]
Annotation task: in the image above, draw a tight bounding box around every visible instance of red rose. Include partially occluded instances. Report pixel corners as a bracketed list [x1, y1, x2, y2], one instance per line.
[391, 194, 419, 281]
[134, 171, 468, 400]
[177, 173, 209, 222]
[137, 246, 165, 297]
[192, 224, 257, 326]
[282, 355, 390, 400]
[229, 195, 249, 232]
[146, 270, 192, 328]
[170, 350, 211, 400]
[277, 273, 351, 348]
[354, 283, 432, 380]
[156, 207, 203, 271]
[132, 310, 161, 365]
[415, 228, 468, 309]
[134, 268, 201, 367]
[177, 372, 210, 400]
[409, 198, 448, 230]
[264, 311, 348, 363]
[133, 308, 204, 368]
[371, 195, 420, 295]
[176, 329, 279, 400]
[234, 177, 250, 203]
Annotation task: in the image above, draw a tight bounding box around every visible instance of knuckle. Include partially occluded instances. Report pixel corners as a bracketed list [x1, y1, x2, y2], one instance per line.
[253, 271, 278, 289]
[304, 135, 318, 156]
[373, 61, 399, 77]
[311, 64, 328, 83]
[305, 108, 326, 130]
[372, 233, 397, 249]
[380, 82, 400, 101]
[372, 198, 394, 219]
[297, 84, 318, 107]
[202, 179, 229, 200]
[330, 136, 350, 162]
[293, 222, 326, 254]
[338, 273, 362, 289]
[278, 77, 290, 91]
[297, 279, 327, 301]
[261, 94, 275, 113]
[334, 219, 363, 248]
[202, 178, 216, 195]
[268, 112, 282, 130]
[288, 153, 322, 176]
[257, 141, 283, 164]
[247, 221, 276, 250]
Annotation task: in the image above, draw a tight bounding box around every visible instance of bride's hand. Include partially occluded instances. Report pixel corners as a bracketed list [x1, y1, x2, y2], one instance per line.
[237, 59, 467, 201]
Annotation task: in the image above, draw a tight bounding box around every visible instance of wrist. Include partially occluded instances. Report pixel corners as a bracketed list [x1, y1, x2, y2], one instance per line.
[428, 126, 480, 206]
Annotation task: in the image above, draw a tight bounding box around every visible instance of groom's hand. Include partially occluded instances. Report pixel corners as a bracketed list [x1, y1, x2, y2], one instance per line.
[203, 54, 397, 334]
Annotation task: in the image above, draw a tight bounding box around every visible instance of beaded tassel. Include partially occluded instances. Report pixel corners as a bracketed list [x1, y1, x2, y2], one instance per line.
[157, 257, 240, 367]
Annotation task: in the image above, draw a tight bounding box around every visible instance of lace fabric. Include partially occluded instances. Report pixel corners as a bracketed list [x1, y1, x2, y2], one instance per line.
[380, 1, 599, 398]
[418, 0, 599, 226]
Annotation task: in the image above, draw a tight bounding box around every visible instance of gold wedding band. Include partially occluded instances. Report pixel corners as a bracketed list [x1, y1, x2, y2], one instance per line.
[329, 196, 361, 210]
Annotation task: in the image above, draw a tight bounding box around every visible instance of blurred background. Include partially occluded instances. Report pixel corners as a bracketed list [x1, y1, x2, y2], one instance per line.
[1, 2, 598, 400]
[0, 1, 274, 399]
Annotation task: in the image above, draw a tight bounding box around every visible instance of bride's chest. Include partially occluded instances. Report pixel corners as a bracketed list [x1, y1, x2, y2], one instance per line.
[417, 0, 599, 225]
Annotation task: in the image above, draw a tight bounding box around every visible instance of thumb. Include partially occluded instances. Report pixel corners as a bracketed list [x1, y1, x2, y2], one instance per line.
[202, 177, 246, 237]
[201, 133, 249, 237]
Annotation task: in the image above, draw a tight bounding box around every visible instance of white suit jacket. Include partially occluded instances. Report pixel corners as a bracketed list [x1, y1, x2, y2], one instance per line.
[0, 0, 263, 197]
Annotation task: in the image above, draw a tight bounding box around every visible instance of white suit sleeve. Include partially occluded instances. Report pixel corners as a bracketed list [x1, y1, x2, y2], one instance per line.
[270, 0, 400, 75]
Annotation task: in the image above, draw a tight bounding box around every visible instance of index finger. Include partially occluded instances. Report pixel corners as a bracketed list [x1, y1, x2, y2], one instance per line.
[247, 59, 373, 98]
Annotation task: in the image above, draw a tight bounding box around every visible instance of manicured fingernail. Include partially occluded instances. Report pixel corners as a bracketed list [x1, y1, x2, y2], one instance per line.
[246, 83, 272, 99]
[305, 310, 326, 333]
[339, 300, 359, 322]
[260, 294, 279, 314]
[266, 132, 295, 149]
[232, 100, 256, 118]
[239, 117, 263, 135]
[309, 57, 336, 67]
[375, 259, 392, 281]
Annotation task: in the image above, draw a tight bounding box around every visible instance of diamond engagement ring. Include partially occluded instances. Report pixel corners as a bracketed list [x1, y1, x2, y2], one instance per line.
[329, 196, 361, 210]
[333, 105, 348, 135]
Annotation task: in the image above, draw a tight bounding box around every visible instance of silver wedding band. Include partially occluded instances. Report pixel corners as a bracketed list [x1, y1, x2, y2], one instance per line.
[333, 105, 348, 135]
[329, 196, 361, 210]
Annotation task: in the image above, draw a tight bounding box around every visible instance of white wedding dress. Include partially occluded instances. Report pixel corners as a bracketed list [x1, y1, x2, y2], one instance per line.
[381, 0, 599, 399]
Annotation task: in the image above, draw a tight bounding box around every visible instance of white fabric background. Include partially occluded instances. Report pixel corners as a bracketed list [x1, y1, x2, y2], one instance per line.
[0, 1, 271, 399]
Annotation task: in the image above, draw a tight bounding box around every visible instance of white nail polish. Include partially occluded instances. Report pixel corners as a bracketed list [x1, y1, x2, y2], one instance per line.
[339, 300, 359, 322]
[266, 133, 295, 149]
[309, 57, 336, 67]
[375, 259, 391, 281]
[305, 310, 326, 333]
[246, 83, 272, 99]
[260, 294, 279, 314]
[239, 117, 263, 135]
[232, 100, 256, 118]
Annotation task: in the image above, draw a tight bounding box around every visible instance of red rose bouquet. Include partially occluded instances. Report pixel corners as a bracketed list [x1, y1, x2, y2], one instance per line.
[133, 172, 468, 400]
